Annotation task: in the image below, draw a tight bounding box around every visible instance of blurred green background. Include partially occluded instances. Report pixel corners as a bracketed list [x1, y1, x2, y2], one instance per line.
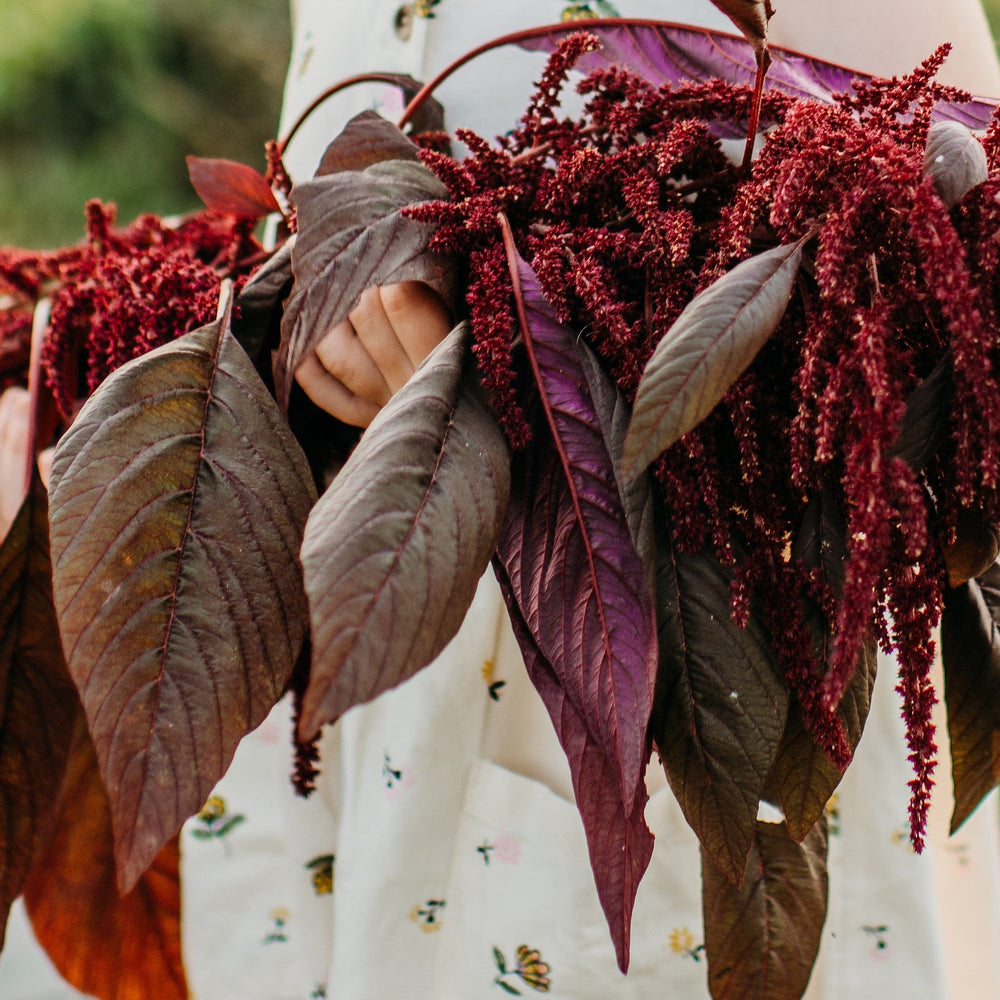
[0, 0, 289, 248]
[0, 1, 999, 248]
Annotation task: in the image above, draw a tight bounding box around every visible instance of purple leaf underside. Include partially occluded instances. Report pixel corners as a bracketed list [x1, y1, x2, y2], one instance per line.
[652, 541, 788, 885]
[624, 239, 803, 479]
[276, 157, 453, 410]
[48, 294, 316, 892]
[299, 324, 511, 739]
[499, 246, 658, 811]
[516, 20, 997, 137]
[493, 557, 653, 975]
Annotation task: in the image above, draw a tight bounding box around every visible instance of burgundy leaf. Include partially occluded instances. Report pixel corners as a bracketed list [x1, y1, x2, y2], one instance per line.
[0, 476, 78, 947]
[186, 156, 281, 219]
[652, 540, 787, 884]
[496, 225, 658, 811]
[623, 240, 803, 480]
[23, 715, 187, 1000]
[941, 563, 1000, 833]
[48, 288, 316, 892]
[493, 556, 653, 974]
[298, 325, 510, 738]
[702, 818, 829, 1000]
[316, 110, 422, 176]
[923, 121, 989, 209]
[275, 158, 453, 409]
[515, 21, 998, 137]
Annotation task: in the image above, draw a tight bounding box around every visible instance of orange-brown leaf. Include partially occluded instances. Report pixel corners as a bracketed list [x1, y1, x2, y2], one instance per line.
[0, 476, 78, 948]
[186, 156, 281, 219]
[22, 716, 188, 1000]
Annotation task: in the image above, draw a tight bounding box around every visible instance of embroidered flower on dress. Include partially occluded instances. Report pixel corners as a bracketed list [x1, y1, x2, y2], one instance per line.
[861, 924, 890, 957]
[263, 907, 291, 944]
[493, 944, 552, 994]
[382, 751, 416, 800]
[477, 833, 521, 866]
[481, 659, 507, 701]
[824, 793, 841, 836]
[668, 926, 705, 962]
[305, 854, 335, 895]
[409, 899, 446, 933]
[190, 794, 245, 855]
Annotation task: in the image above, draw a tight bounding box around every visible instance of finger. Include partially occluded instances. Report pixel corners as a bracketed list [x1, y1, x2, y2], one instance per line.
[313, 315, 393, 407]
[295, 353, 380, 428]
[0, 387, 31, 536]
[349, 286, 416, 394]
[378, 282, 452, 369]
[38, 447, 54, 492]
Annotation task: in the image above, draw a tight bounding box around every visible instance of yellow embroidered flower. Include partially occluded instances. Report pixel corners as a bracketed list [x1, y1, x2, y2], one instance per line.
[197, 795, 226, 823]
[481, 660, 495, 684]
[409, 899, 446, 932]
[669, 927, 695, 955]
[515, 945, 551, 992]
[306, 854, 335, 895]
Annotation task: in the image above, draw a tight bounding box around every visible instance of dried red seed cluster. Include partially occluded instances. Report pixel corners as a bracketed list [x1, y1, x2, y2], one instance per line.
[414, 37, 1000, 846]
[0, 200, 260, 418]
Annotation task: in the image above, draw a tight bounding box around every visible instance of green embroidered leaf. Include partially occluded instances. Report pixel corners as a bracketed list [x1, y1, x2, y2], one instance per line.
[702, 818, 828, 1000]
[48, 288, 316, 892]
[941, 563, 1000, 833]
[623, 240, 803, 480]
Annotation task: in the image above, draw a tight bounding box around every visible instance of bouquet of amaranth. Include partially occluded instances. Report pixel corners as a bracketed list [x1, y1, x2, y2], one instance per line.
[3, 6, 1000, 1000]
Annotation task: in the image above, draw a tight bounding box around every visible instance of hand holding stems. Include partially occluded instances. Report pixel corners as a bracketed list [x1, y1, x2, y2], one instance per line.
[0, 387, 53, 538]
[294, 281, 452, 427]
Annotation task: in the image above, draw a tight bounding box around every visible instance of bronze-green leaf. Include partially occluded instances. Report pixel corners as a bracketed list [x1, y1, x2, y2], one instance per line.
[275, 155, 454, 410]
[623, 240, 802, 479]
[0, 476, 78, 947]
[702, 818, 828, 1000]
[652, 540, 787, 885]
[768, 644, 876, 842]
[48, 289, 316, 893]
[941, 563, 1000, 833]
[298, 324, 510, 739]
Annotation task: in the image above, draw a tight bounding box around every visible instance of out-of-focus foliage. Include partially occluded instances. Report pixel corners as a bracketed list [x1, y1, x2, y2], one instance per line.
[0, 0, 289, 248]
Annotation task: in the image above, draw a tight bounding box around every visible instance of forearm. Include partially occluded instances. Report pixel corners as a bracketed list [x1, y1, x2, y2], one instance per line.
[768, 0, 1000, 93]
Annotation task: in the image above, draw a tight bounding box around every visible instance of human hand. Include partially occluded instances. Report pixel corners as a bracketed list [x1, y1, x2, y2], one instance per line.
[294, 281, 452, 427]
[0, 386, 55, 539]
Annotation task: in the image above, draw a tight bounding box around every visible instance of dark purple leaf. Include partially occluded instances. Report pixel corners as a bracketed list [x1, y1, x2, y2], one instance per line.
[232, 242, 293, 364]
[496, 233, 658, 812]
[652, 539, 787, 884]
[493, 556, 653, 974]
[702, 818, 828, 1000]
[48, 288, 316, 892]
[623, 240, 803, 480]
[515, 20, 998, 136]
[186, 156, 280, 219]
[298, 325, 510, 738]
[316, 110, 422, 176]
[888, 359, 952, 473]
[275, 158, 454, 410]
[941, 563, 1000, 833]
[0, 476, 78, 947]
[923, 121, 989, 209]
